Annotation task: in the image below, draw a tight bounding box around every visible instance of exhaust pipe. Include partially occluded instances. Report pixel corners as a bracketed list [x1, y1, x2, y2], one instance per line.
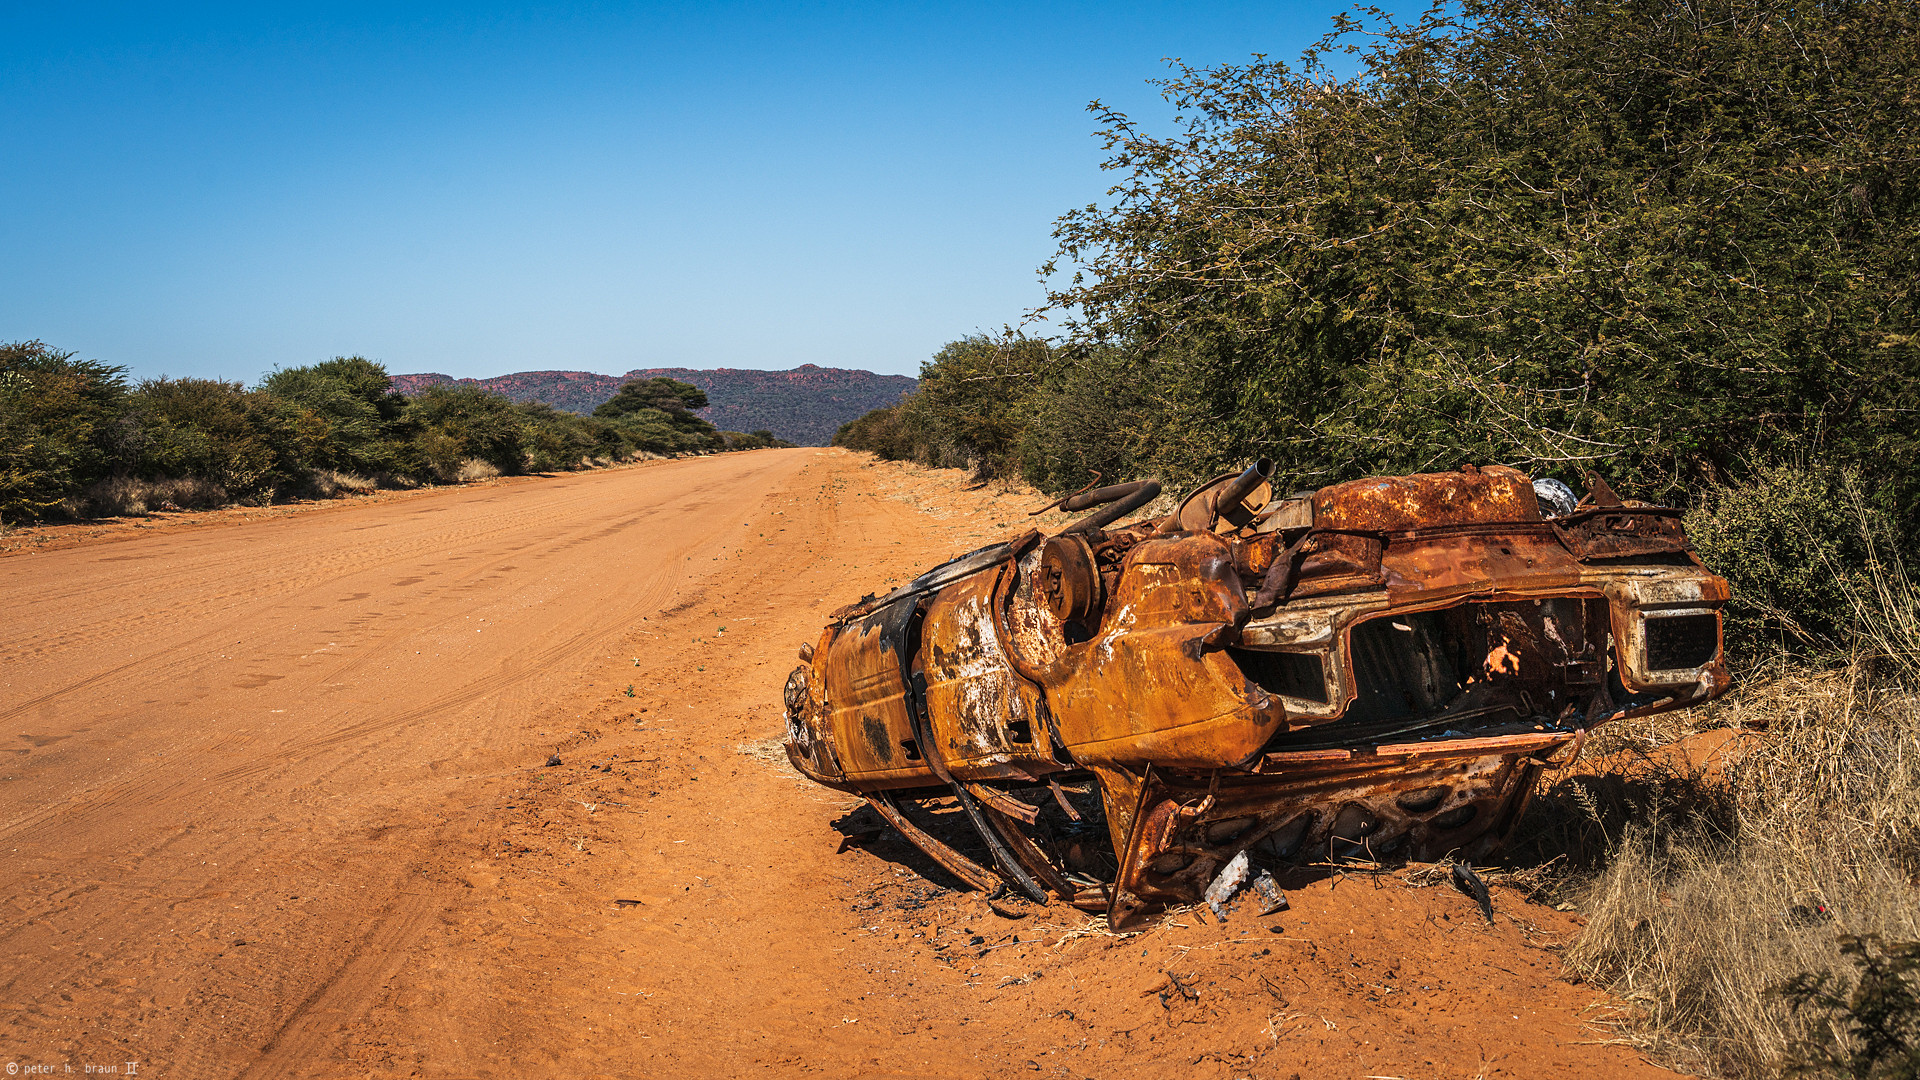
[1060, 480, 1162, 535]
[1209, 458, 1274, 528]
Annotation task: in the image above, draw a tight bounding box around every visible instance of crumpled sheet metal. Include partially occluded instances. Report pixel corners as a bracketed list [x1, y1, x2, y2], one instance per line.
[1110, 730, 1576, 921]
[782, 464, 1732, 925]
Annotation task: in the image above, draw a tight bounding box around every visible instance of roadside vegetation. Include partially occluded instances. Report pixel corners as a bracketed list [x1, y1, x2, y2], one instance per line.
[837, 0, 1919, 1073]
[0, 344, 790, 525]
[1514, 522, 1920, 1077]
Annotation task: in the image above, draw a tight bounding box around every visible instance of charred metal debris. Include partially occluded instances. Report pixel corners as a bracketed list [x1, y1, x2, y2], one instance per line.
[783, 463, 1731, 926]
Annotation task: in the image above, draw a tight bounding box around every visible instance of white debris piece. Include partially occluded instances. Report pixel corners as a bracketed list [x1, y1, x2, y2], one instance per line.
[1204, 850, 1252, 919]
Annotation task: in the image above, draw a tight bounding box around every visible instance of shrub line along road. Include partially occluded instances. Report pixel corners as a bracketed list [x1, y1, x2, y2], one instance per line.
[1, 449, 1675, 1078]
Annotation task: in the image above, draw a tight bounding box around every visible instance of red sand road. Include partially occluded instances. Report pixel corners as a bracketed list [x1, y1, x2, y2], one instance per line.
[0, 449, 1675, 1078]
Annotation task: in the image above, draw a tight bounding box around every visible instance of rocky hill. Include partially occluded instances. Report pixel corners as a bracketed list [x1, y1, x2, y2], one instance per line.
[389, 365, 916, 446]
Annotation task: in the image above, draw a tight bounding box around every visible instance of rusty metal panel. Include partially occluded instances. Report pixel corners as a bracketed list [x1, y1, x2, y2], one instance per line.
[1046, 533, 1286, 768]
[1110, 731, 1569, 918]
[916, 567, 1062, 780]
[1314, 466, 1538, 532]
[804, 599, 940, 790]
[1553, 505, 1690, 561]
[1380, 529, 1582, 600]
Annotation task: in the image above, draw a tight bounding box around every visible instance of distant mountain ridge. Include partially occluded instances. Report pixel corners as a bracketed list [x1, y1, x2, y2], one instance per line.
[388, 364, 916, 446]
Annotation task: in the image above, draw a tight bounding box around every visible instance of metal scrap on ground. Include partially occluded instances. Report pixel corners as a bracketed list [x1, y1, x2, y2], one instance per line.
[782, 461, 1731, 927]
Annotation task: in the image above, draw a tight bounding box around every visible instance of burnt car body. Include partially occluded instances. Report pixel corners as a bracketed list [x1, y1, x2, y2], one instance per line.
[782, 463, 1730, 924]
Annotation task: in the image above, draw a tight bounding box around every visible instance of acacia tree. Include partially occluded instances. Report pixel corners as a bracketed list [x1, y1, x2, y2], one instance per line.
[593, 377, 723, 453]
[595, 377, 709, 418]
[1043, 0, 1920, 522]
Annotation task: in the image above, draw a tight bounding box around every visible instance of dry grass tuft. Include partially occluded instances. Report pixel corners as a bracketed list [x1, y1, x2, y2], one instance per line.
[455, 458, 503, 482]
[1560, 626, 1920, 1075]
[81, 476, 230, 517]
[304, 469, 377, 499]
[1843, 488, 1920, 681]
[735, 736, 804, 781]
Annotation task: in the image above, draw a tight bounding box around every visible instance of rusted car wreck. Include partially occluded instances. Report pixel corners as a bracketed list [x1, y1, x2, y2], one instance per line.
[783, 463, 1730, 924]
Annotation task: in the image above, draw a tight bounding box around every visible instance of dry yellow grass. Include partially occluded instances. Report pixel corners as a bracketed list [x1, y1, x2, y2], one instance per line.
[304, 469, 377, 498]
[454, 458, 503, 482]
[1559, 628, 1920, 1075]
[80, 475, 229, 516]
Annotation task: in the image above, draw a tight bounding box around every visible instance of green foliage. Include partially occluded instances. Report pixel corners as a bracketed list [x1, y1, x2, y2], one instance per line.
[595, 376, 725, 454]
[1779, 934, 1920, 1079]
[904, 336, 1052, 478]
[516, 401, 626, 472]
[126, 378, 281, 501]
[609, 408, 688, 454]
[1012, 344, 1157, 493]
[243, 393, 334, 491]
[258, 356, 410, 476]
[0, 341, 127, 522]
[405, 384, 526, 479]
[259, 355, 395, 405]
[1686, 462, 1898, 661]
[1038, 0, 1919, 513]
[594, 377, 709, 419]
[833, 335, 1063, 480]
[0, 345, 781, 521]
[833, 405, 914, 460]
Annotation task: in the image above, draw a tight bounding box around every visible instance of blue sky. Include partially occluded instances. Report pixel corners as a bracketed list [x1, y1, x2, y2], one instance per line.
[3, 3, 1374, 383]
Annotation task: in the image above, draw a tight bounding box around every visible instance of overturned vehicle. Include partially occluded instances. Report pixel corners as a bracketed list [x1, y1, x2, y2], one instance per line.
[783, 463, 1730, 925]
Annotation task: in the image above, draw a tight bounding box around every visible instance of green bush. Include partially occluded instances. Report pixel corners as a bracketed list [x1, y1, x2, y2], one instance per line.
[1780, 934, 1920, 1079]
[127, 378, 280, 501]
[833, 404, 914, 459]
[406, 384, 526, 480]
[517, 401, 619, 471]
[902, 336, 1050, 478]
[1685, 463, 1899, 662]
[258, 356, 411, 477]
[1037, 0, 1919, 518]
[833, 335, 1058, 479]
[0, 341, 126, 522]
[613, 408, 688, 455]
[1014, 344, 1156, 494]
[594, 377, 707, 418]
[244, 393, 334, 493]
[0, 344, 787, 521]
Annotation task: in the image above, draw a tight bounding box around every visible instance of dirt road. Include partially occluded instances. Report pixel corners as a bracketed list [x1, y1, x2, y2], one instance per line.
[1, 449, 1673, 1078]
